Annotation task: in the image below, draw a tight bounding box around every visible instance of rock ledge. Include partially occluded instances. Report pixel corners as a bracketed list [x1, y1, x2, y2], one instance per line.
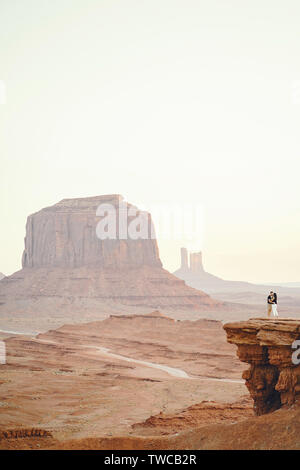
[224, 318, 300, 415]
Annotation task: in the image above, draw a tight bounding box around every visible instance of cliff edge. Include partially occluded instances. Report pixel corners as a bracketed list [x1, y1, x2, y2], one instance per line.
[224, 318, 300, 415]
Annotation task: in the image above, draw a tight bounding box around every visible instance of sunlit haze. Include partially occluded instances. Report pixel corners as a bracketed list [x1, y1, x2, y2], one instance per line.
[1, 0, 300, 282]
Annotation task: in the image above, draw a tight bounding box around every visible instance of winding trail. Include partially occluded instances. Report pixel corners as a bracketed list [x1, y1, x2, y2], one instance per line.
[0, 329, 37, 336]
[87, 345, 244, 383]
[93, 346, 190, 378]
[2, 331, 244, 384]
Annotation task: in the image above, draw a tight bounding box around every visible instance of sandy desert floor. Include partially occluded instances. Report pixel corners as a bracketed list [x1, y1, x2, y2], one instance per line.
[0, 311, 254, 449]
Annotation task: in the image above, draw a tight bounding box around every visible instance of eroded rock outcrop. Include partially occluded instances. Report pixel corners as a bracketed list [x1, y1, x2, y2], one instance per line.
[224, 318, 300, 415]
[22, 195, 162, 269]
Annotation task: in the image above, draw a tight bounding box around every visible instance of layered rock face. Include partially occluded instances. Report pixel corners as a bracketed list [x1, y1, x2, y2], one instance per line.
[224, 318, 300, 415]
[22, 195, 162, 269]
[0, 195, 219, 331]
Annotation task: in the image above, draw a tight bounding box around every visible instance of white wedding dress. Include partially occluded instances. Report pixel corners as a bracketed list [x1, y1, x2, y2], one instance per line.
[272, 304, 279, 317]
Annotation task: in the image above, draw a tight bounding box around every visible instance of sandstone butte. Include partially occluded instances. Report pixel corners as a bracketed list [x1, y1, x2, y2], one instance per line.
[0, 195, 220, 331]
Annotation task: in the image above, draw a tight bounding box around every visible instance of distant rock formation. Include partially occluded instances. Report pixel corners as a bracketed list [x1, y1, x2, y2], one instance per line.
[0, 196, 220, 329]
[174, 248, 231, 292]
[224, 318, 300, 415]
[173, 249, 300, 311]
[180, 248, 188, 270]
[22, 195, 162, 270]
[179, 249, 204, 273]
[190, 252, 204, 272]
[0, 273, 5, 281]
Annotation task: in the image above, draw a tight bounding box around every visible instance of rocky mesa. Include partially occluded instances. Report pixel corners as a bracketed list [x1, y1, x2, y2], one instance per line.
[21, 194, 162, 270]
[0, 195, 220, 332]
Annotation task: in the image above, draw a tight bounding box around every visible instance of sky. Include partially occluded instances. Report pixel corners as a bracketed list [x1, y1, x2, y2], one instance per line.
[1, 0, 300, 282]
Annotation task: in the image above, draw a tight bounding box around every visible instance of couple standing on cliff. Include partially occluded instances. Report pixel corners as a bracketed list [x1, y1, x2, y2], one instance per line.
[267, 291, 279, 317]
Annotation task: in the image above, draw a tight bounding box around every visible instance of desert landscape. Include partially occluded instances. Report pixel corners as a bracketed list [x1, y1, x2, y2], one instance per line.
[1, 312, 300, 450]
[0, 311, 252, 449]
[1, 1, 300, 454]
[0, 195, 300, 450]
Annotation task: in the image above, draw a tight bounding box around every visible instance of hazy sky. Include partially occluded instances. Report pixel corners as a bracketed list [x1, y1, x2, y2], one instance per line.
[1, 0, 300, 282]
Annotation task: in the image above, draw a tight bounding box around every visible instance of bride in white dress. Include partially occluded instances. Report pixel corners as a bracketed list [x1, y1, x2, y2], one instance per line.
[270, 293, 279, 317]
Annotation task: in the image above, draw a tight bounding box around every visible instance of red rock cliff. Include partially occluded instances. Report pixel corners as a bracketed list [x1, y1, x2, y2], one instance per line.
[22, 195, 162, 269]
[224, 318, 300, 415]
